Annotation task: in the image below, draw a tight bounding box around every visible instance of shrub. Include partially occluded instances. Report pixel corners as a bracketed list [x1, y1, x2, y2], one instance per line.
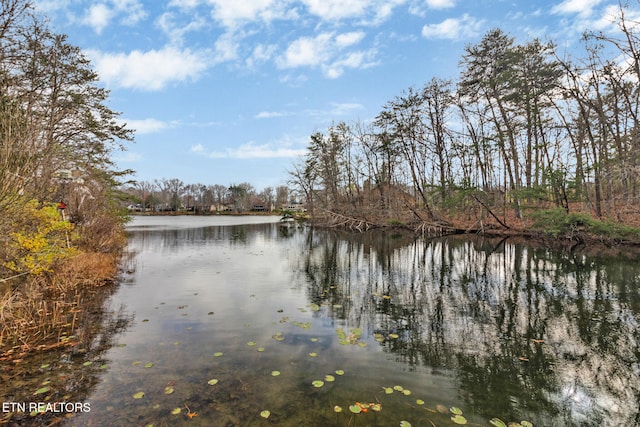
[3, 200, 78, 275]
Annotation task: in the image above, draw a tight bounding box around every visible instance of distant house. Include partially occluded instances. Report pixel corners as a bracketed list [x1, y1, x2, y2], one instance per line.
[252, 205, 266, 212]
[282, 203, 306, 212]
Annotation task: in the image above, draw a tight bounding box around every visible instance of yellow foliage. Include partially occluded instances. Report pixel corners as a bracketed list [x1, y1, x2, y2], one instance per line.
[4, 200, 78, 275]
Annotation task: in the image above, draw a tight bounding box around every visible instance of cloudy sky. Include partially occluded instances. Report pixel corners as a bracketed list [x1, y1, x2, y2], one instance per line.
[34, 0, 636, 190]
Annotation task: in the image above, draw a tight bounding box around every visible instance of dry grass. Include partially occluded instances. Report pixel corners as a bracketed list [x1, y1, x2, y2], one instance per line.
[0, 251, 120, 357]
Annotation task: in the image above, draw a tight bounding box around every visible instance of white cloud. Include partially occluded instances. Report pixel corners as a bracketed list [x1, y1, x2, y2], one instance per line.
[205, 0, 297, 28]
[190, 144, 205, 153]
[302, 0, 368, 20]
[168, 0, 201, 9]
[422, 14, 484, 40]
[203, 142, 307, 158]
[255, 111, 288, 119]
[280, 33, 334, 68]
[301, 0, 405, 23]
[551, 0, 603, 17]
[335, 31, 366, 47]
[80, 0, 146, 33]
[122, 118, 171, 134]
[278, 31, 376, 78]
[82, 3, 113, 34]
[425, 0, 455, 9]
[246, 44, 278, 68]
[87, 46, 210, 91]
[157, 12, 207, 44]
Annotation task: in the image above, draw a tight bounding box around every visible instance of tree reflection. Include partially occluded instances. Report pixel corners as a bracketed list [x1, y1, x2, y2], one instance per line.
[298, 229, 640, 426]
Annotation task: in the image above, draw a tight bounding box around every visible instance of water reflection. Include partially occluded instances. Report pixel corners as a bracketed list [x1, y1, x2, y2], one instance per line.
[19, 216, 637, 427]
[298, 230, 640, 426]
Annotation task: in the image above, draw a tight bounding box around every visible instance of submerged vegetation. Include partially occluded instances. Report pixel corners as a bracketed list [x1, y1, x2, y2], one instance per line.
[289, 4, 640, 244]
[0, 0, 132, 359]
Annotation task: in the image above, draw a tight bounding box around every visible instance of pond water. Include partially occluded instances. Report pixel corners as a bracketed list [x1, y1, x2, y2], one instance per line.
[35, 216, 640, 426]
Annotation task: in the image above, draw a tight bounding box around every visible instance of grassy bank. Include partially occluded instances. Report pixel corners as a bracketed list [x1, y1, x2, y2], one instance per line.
[0, 200, 127, 359]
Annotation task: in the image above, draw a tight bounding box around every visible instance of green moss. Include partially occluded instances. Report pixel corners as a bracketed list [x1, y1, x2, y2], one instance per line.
[528, 208, 640, 241]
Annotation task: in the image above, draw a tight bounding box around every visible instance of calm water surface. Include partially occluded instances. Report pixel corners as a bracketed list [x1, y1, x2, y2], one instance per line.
[65, 216, 640, 426]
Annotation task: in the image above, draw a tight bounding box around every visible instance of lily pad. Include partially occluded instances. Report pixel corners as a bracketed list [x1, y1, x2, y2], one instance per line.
[309, 352, 317, 357]
[384, 387, 393, 394]
[450, 407, 463, 415]
[40, 364, 50, 369]
[335, 369, 344, 375]
[82, 361, 92, 366]
[349, 405, 362, 414]
[171, 408, 181, 415]
[451, 414, 468, 425]
[521, 422, 533, 427]
[489, 418, 507, 427]
[207, 379, 219, 385]
[132, 391, 145, 399]
[389, 333, 399, 339]
[371, 403, 382, 412]
[213, 352, 224, 357]
[257, 347, 265, 352]
[310, 337, 318, 342]
[144, 362, 154, 368]
[402, 389, 412, 396]
[400, 421, 411, 427]
[325, 375, 335, 382]
[164, 386, 174, 394]
[393, 385, 404, 391]
[271, 371, 281, 376]
[34, 387, 50, 395]
[416, 399, 425, 405]
[334, 405, 343, 413]
[260, 410, 270, 419]
[312, 380, 324, 388]
[247, 341, 257, 346]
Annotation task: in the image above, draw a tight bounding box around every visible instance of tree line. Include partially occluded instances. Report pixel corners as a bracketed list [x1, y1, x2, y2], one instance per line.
[291, 4, 640, 233]
[122, 179, 296, 213]
[1, 0, 132, 282]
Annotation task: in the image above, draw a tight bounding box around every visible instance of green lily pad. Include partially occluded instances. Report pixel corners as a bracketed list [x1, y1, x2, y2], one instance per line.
[207, 379, 219, 385]
[389, 333, 399, 339]
[450, 407, 463, 415]
[257, 347, 265, 352]
[325, 375, 335, 382]
[132, 361, 141, 366]
[260, 410, 270, 419]
[393, 385, 404, 391]
[132, 391, 145, 399]
[99, 364, 108, 370]
[164, 386, 174, 394]
[312, 380, 324, 388]
[400, 421, 411, 427]
[271, 371, 281, 376]
[489, 420, 507, 427]
[335, 369, 344, 375]
[310, 337, 318, 342]
[309, 352, 317, 357]
[334, 405, 343, 413]
[40, 364, 50, 369]
[247, 341, 257, 346]
[144, 362, 153, 368]
[416, 399, 424, 405]
[384, 387, 393, 394]
[451, 414, 467, 424]
[34, 387, 50, 395]
[213, 352, 224, 357]
[521, 422, 533, 427]
[349, 405, 361, 414]
[171, 407, 181, 415]
[82, 361, 92, 366]
[402, 389, 412, 395]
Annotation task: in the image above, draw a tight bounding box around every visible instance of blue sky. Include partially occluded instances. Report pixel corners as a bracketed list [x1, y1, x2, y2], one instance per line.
[34, 0, 637, 191]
